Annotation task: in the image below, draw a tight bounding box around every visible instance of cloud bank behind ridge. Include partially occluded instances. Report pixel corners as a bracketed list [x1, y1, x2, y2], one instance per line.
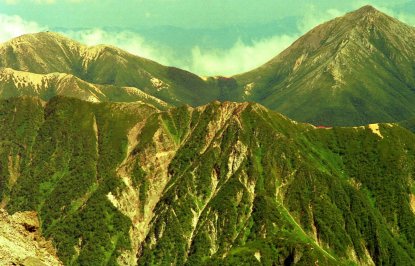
[0, 12, 300, 76]
[1, 3, 415, 77]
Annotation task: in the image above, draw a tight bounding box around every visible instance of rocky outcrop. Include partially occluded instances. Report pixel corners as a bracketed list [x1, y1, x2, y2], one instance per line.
[0, 209, 62, 266]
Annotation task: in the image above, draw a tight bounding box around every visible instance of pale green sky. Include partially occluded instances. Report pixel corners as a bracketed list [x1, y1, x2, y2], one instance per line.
[0, 0, 414, 75]
[0, 0, 412, 29]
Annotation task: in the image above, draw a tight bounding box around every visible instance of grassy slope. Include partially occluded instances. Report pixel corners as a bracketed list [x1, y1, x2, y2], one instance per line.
[0, 68, 171, 109]
[233, 6, 415, 126]
[0, 32, 220, 107]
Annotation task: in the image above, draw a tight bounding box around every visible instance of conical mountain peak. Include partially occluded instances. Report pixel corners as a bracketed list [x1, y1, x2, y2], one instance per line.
[353, 5, 379, 15]
[235, 5, 415, 126]
[341, 5, 403, 30]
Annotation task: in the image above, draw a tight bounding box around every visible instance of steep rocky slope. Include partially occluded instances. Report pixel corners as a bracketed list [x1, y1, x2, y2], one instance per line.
[0, 209, 62, 265]
[1, 96, 415, 265]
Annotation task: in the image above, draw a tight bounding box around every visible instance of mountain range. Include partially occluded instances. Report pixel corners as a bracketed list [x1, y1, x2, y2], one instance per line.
[1, 5, 415, 266]
[1, 6, 415, 126]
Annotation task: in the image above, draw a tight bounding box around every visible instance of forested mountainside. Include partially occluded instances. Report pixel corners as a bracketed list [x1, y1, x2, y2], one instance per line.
[400, 117, 415, 133]
[1, 96, 414, 265]
[1, 6, 415, 126]
[1, 3, 415, 266]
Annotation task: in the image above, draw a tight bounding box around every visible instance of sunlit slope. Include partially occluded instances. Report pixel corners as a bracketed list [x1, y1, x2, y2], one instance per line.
[0, 32, 218, 106]
[234, 6, 415, 126]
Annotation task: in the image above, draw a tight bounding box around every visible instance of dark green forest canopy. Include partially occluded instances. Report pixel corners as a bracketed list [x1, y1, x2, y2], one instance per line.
[0, 96, 414, 265]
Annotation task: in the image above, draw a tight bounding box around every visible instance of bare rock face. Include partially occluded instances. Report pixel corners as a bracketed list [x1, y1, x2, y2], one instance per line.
[0, 209, 62, 266]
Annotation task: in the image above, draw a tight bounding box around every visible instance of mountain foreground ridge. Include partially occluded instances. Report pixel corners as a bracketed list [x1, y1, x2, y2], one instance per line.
[0, 96, 415, 265]
[0, 208, 62, 265]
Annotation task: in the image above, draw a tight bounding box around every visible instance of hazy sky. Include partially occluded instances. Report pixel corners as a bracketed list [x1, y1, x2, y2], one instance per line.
[0, 0, 414, 76]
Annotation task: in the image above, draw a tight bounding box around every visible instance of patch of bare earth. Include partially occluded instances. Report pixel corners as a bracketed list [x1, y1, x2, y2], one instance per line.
[0, 209, 62, 266]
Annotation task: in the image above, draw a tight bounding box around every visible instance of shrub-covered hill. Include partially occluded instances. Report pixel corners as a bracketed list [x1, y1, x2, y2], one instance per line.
[1, 96, 415, 265]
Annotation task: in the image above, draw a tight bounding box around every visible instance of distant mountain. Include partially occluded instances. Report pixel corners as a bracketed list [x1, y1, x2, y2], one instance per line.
[2, 6, 415, 126]
[0, 67, 169, 109]
[2, 96, 415, 265]
[0, 32, 216, 106]
[234, 5, 415, 126]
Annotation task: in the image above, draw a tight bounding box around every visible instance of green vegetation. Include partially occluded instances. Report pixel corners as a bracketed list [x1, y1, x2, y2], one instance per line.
[2, 8, 415, 263]
[1, 7, 415, 265]
[1, 97, 415, 265]
[1, 97, 155, 265]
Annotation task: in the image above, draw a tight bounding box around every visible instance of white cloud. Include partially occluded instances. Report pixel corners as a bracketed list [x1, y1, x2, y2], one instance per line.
[0, 13, 46, 42]
[0, 13, 175, 69]
[297, 6, 343, 33]
[189, 35, 297, 76]
[187, 7, 347, 76]
[61, 28, 173, 65]
[1, 4, 415, 78]
[0, 13, 299, 76]
[63, 29, 299, 76]
[185, 7, 343, 77]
